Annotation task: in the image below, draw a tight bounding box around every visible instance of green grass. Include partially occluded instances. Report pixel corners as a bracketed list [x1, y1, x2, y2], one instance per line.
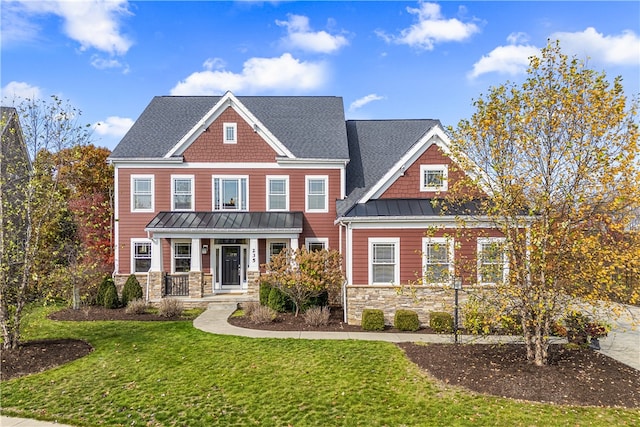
[2, 305, 638, 426]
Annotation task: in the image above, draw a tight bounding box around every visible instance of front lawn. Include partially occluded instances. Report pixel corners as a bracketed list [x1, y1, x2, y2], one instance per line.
[1, 305, 638, 426]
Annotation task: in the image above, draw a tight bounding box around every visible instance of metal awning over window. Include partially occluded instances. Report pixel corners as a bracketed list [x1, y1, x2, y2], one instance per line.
[145, 211, 303, 235]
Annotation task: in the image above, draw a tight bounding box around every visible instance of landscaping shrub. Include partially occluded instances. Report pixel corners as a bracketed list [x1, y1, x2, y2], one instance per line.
[259, 282, 272, 306]
[102, 280, 120, 309]
[121, 274, 143, 307]
[394, 309, 420, 331]
[499, 313, 523, 334]
[267, 287, 290, 313]
[125, 298, 148, 315]
[158, 298, 184, 318]
[302, 291, 329, 310]
[303, 306, 331, 327]
[249, 304, 277, 324]
[429, 311, 453, 333]
[361, 309, 385, 331]
[242, 301, 260, 317]
[95, 275, 113, 306]
[461, 296, 495, 334]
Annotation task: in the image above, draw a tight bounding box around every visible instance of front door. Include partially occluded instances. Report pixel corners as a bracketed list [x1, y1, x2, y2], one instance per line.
[221, 246, 241, 287]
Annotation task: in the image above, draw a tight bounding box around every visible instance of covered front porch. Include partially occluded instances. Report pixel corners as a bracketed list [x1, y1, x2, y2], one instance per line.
[143, 211, 303, 300]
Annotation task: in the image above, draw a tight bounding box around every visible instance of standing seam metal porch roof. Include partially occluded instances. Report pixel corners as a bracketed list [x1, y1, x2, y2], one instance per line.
[145, 211, 304, 233]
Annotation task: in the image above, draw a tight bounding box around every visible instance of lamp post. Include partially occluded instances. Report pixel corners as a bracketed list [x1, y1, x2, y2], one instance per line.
[452, 277, 462, 344]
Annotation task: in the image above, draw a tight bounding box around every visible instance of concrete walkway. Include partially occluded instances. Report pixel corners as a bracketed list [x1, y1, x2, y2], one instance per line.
[3, 303, 638, 427]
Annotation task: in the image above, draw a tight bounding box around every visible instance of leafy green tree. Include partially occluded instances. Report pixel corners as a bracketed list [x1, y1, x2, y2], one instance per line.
[0, 96, 91, 349]
[261, 248, 344, 316]
[449, 41, 639, 365]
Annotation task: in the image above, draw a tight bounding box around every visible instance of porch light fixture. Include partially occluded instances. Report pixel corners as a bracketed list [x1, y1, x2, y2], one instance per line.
[452, 276, 462, 344]
[201, 244, 209, 255]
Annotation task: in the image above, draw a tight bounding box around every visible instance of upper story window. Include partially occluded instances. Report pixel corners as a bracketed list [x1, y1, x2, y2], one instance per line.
[172, 175, 194, 211]
[213, 176, 248, 210]
[420, 164, 448, 192]
[422, 237, 453, 285]
[306, 175, 328, 213]
[477, 237, 508, 285]
[369, 238, 400, 284]
[267, 176, 289, 211]
[223, 122, 237, 144]
[131, 175, 154, 212]
[132, 240, 151, 273]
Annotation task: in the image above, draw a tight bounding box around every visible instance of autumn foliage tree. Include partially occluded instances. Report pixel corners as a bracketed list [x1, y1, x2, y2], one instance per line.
[449, 41, 639, 365]
[261, 248, 344, 316]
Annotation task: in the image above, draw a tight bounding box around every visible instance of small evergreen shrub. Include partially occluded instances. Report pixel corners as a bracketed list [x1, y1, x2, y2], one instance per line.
[302, 291, 329, 311]
[121, 274, 143, 306]
[158, 298, 184, 318]
[361, 309, 385, 331]
[102, 280, 120, 309]
[250, 304, 277, 324]
[268, 287, 290, 313]
[394, 309, 420, 331]
[303, 306, 331, 327]
[95, 275, 113, 306]
[259, 282, 272, 306]
[429, 312, 453, 333]
[125, 298, 148, 315]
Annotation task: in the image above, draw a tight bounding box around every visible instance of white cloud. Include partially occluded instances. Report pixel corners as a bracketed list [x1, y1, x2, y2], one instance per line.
[13, 0, 133, 55]
[170, 53, 328, 95]
[276, 14, 349, 54]
[1, 81, 43, 101]
[468, 34, 539, 79]
[379, 1, 480, 50]
[349, 94, 385, 111]
[91, 56, 130, 73]
[93, 116, 134, 138]
[551, 27, 640, 66]
[203, 58, 227, 71]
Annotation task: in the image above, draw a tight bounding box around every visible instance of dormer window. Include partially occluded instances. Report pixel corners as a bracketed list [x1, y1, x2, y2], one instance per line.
[420, 165, 448, 192]
[223, 122, 237, 144]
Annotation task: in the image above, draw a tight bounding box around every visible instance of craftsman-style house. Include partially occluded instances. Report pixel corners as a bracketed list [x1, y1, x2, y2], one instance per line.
[109, 92, 505, 324]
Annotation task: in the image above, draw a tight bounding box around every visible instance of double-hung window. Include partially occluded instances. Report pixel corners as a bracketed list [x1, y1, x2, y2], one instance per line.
[306, 238, 328, 252]
[131, 175, 153, 212]
[172, 175, 194, 211]
[369, 238, 400, 284]
[420, 165, 448, 192]
[267, 176, 289, 211]
[422, 237, 453, 285]
[306, 176, 328, 212]
[267, 240, 288, 263]
[132, 240, 151, 273]
[223, 123, 237, 144]
[213, 176, 248, 210]
[173, 241, 191, 273]
[477, 237, 508, 285]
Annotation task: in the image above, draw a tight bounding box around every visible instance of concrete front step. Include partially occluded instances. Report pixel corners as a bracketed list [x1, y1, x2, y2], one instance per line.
[149, 293, 257, 309]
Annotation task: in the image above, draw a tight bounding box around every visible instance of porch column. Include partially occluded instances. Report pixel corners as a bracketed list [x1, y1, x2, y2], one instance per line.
[248, 238, 259, 272]
[191, 238, 202, 272]
[291, 237, 299, 250]
[150, 237, 163, 271]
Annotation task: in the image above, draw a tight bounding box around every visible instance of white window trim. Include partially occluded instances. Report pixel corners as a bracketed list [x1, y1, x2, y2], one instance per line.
[171, 175, 195, 211]
[223, 122, 237, 144]
[266, 175, 290, 211]
[131, 238, 152, 273]
[422, 237, 454, 286]
[420, 164, 448, 192]
[172, 239, 192, 273]
[266, 239, 289, 263]
[305, 175, 328, 213]
[212, 175, 249, 211]
[305, 237, 329, 251]
[368, 237, 400, 285]
[477, 237, 508, 285]
[130, 174, 154, 213]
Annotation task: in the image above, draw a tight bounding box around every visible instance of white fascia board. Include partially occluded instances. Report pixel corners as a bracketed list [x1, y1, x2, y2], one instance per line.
[164, 91, 295, 159]
[146, 230, 302, 239]
[339, 214, 537, 229]
[276, 157, 349, 168]
[108, 157, 184, 166]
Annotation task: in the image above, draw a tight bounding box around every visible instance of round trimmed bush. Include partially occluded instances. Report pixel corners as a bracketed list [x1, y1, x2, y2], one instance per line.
[267, 287, 289, 312]
[430, 311, 453, 333]
[394, 309, 420, 331]
[361, 309, 385, 331]
[121, 274, 143, 306]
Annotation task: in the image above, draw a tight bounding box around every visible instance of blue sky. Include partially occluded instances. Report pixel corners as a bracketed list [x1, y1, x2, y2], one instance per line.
[2, 1, 639, 151]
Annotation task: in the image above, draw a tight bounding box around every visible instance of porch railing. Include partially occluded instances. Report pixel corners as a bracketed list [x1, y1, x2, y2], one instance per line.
[164, 274, 189, 296]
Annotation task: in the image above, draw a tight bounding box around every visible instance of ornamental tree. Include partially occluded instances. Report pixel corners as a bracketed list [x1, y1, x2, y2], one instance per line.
[448, 41, 639, 365]
[261, 248, 344, 316]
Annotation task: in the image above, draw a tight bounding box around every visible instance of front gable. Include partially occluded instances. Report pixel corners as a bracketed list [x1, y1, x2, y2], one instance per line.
[166, 92, 294, 161]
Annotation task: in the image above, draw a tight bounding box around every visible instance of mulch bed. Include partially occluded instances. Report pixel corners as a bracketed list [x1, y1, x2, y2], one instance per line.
[1, 306, 638, 408]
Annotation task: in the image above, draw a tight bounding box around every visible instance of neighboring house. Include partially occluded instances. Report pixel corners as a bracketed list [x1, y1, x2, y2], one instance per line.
[1, 107, 32, 288]
[109, 92, 506, 324]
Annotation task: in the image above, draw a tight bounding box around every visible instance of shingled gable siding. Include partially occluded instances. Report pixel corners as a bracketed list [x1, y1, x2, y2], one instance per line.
[380, 144, 483, 199]
[182, 107, 279, 163]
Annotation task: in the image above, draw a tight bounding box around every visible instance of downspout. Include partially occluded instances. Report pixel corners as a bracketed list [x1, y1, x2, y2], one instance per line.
[145, 230, 152, 303]
[338, 220, 348, 324]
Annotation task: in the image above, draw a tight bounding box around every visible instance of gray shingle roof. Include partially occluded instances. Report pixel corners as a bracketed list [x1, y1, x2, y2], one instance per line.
[145, 211, 303, 233]
[109, 96, 349, 160]
[342, 198, 485, 218]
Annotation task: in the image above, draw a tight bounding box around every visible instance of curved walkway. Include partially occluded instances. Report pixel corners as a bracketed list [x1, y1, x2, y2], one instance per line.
[3, 304, 637, 427]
